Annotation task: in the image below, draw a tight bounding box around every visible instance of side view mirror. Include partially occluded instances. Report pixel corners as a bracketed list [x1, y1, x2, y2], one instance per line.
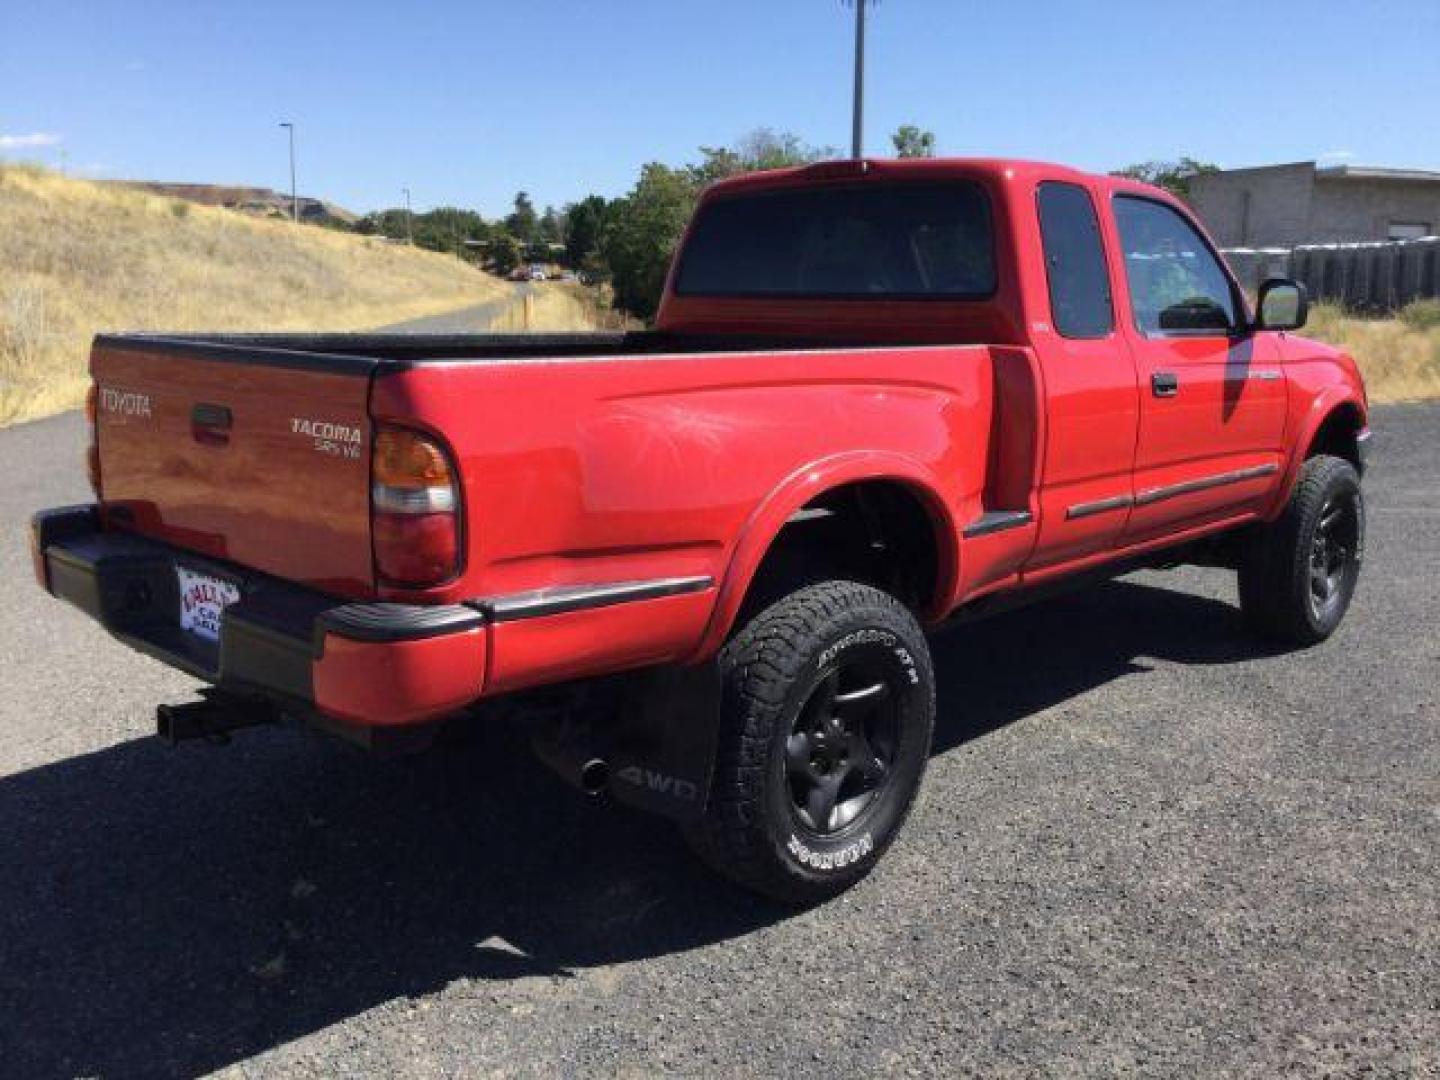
[1256, 278, 1308, 332]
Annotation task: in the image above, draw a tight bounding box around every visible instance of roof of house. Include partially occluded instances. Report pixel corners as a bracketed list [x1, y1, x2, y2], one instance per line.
[1314, 164, 1440, 183]
[1192, 162, 1440, 185]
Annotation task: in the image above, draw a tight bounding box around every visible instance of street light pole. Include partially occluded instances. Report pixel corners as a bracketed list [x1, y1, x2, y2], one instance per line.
[850, 0, 867, 158]
[278, 122, 297, 223]
[402, 187, 413, 244]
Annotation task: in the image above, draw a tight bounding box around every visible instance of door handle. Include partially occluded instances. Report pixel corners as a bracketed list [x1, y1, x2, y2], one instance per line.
[1152, 372, 1179, 398]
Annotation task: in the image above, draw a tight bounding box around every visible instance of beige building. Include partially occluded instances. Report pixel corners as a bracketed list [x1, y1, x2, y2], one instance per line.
[1189, 163, 1440, 248]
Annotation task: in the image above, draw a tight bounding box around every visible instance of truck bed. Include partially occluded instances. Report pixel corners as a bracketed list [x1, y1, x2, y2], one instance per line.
[91, 331, 1042, 657]
[100, 330, 872, 368]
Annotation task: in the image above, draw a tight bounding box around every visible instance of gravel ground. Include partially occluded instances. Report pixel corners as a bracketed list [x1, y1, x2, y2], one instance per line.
[0, 405, 1436, 1078]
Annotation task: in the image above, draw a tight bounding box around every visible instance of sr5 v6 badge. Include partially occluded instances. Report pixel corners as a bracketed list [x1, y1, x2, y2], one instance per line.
[291, 416, 362, 459]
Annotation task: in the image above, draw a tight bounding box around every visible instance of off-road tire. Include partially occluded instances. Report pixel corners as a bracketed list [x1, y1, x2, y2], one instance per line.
[1239, 454, 1364, 645]
[683, 581, 935, 904]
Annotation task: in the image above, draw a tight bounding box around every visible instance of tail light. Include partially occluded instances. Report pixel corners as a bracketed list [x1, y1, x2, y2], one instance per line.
[371, 426, 461, 587]
[85, 383, 102, 497]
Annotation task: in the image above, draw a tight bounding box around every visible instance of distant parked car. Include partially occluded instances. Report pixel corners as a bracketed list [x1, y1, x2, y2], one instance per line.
[527, 266, 547, 281]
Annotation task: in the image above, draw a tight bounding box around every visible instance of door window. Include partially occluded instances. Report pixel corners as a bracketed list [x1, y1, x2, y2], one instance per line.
[1114, 196, 1237, 335]
[1037, 182, 1113, 339]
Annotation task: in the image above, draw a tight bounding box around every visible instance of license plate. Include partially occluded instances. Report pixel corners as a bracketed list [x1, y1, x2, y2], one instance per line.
[176, 566, 240, 642]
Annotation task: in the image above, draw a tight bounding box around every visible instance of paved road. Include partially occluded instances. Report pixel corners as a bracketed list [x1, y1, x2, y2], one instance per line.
[1, 406, 1436, 1077]
[381, 283, 531, 333]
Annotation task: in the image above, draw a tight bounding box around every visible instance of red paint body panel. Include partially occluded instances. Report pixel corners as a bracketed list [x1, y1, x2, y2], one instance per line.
[487, 590, 716, 696]
[368, 344, 998, 614]
[91, 345, 374, 596]
[313, 629, 486, 726]
[57, 159, 1368, 728]
[1265, 336, 1369, 520]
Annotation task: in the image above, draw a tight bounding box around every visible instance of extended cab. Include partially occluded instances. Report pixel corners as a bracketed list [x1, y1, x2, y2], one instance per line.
[33, 159, 1369, 902]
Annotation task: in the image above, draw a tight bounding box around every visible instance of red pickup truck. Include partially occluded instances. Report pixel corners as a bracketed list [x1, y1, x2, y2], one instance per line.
[32, 158, 1369, 902]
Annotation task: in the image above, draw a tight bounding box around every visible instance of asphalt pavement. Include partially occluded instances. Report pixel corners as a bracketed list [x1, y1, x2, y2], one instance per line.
[380, 284, 531, 333]
[0, 404, 1436, 1077]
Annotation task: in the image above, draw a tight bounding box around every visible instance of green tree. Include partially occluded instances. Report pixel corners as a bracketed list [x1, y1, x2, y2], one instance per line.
[1111, 157, 1219, 200]
[891, 124, 936, 158]
[487, 231, 522, 277]
[600, 163, 699, 319]
[505, 191, 539, 244]
[584, 129, 836, 319]
[538, 204, 564, 247]
[735, 127, 835, 170]
[564, 194, 609, 267]
[357, 208, 411, 239]
[413, 206, 487, 255]
[354, 206, 489, 259]
[693, 128, 836, 184]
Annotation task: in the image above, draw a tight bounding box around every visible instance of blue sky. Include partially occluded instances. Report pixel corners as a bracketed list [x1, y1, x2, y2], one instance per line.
[3, 0, 1438, 217]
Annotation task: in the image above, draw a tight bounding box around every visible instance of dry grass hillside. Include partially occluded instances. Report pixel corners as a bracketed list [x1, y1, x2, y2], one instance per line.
[0, 164, 513, 424]
[488, 282, 638, 332]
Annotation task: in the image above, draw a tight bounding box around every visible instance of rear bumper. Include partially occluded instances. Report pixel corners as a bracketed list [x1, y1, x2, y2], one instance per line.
[31, 506, 486, 728]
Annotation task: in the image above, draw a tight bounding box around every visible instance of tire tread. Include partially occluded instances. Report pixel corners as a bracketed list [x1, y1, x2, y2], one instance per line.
[1239, 454, 1362, 645]
[683, 580, 933, 903]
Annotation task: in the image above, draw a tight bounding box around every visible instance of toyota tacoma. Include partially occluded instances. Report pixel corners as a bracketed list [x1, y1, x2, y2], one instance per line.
[32, 158, 1369, 902]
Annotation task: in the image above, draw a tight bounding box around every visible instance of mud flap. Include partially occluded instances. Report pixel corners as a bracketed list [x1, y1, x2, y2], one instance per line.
[527, 661, 720, 823]
[606, 661, 720, 822]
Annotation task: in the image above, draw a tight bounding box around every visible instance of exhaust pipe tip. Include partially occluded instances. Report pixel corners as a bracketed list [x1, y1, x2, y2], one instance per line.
[579, 758, 609, 796]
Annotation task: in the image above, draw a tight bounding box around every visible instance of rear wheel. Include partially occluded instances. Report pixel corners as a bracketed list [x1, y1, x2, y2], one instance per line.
[1239, 454, 1364, 645]
[683, 580, 935, 904]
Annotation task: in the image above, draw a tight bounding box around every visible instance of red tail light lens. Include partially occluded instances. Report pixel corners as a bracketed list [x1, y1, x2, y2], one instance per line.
[371, 426, 461, 587]
[85, 384, 102, 497]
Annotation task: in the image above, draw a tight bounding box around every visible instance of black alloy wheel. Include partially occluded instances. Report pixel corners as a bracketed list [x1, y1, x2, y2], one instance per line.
[1308, 486, 1361, 624]
[682, 580, 936, 904]
[785, 648, 901, 836]
[1239, 453, 1365, 645]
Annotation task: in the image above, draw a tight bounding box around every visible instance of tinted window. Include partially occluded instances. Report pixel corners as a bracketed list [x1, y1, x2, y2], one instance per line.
[1037, 182, 1113, 338]
[1114, 196, 1237, 334]
[674, 182, 995, 299]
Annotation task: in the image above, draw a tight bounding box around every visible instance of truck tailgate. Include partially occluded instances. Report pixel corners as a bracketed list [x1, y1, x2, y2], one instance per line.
[92, 338, 376, 596]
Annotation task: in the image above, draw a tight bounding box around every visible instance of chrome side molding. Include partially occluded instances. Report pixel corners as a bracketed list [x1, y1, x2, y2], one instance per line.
[1066, 462, 1280, 519]
[1065, 494, 1132, 521]
[1133, 463, 1279, 508]
[475, 575, 715, 623]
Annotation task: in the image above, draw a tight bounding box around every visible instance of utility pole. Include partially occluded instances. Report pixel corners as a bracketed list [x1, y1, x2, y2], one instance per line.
[849, 0, 871, 158]
[278, 122, 297, 222]
[403, 187, 413, 244]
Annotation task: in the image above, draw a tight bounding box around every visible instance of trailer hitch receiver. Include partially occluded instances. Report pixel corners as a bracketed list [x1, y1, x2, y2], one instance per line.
[156, 691, 279, 745]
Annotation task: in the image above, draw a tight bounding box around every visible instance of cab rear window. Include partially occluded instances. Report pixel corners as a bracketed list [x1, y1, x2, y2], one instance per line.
[673, 181, 995, 300]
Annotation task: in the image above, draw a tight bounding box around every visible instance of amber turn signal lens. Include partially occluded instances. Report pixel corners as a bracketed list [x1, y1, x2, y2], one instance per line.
[371, 425, 461, 588]
[373, 428, 453, 489]
[84, 384, 101, 497]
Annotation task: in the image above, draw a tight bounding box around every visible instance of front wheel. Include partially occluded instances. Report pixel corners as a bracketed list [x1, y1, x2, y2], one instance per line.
[682, 580, 935, 904]
[1239, 454, 1364, 645]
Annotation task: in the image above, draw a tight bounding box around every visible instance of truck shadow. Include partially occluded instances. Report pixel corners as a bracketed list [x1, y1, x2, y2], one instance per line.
[0, 575, 1285, 1077]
